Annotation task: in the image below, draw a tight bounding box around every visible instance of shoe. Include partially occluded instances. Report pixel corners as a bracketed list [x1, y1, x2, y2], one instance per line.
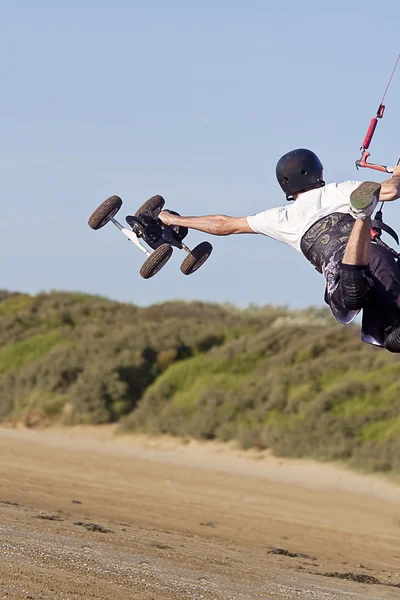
[384, 326, 400, 353]
[349, 182, 381, 220]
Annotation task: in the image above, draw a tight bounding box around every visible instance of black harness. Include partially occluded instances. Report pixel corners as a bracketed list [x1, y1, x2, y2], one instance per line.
[300, 213, 354, 273]
[301, 211, 400, 273]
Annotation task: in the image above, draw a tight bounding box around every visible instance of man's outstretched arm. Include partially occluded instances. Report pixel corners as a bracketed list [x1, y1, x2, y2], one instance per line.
[379, 165, 400, 201]
[158, 212, 255, 235]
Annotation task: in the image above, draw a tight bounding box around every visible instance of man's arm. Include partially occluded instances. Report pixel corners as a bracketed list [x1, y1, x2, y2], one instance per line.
[158, 212, 255, 235]
[379, 165, 400, 202]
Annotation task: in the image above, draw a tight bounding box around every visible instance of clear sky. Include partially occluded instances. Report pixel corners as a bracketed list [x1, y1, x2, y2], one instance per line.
[1, 0, 399, 308]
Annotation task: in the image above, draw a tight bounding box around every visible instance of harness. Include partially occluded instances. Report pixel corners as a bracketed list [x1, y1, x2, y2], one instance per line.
[300, 213, 354, 273]
[301, 212, 400, 274]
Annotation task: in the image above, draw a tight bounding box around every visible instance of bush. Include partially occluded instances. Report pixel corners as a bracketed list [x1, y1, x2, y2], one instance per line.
[2, 290, 400, 474]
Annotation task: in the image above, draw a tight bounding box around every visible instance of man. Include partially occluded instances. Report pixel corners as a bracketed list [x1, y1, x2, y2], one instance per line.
[159, 149, 400, 351]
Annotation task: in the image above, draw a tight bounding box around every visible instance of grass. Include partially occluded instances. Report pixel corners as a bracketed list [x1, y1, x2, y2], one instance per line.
[0, 331, 63, 375]
[359, 418, 400, 442]
[11, 391, 68, 426]
[0, 294, 33, 316]
[147, 350, 265, 413]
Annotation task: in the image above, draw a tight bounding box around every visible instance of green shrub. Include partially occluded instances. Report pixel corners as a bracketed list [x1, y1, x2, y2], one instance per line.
[0, 331, 63, 375]
[2, 290, 400, 474]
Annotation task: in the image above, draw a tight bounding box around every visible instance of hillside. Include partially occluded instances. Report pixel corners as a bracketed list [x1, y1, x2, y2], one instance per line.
[1, 290, 400, 473]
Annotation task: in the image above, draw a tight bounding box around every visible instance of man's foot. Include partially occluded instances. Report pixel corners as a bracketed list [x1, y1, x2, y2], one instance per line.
[384, 325, 400, 353]
[349, 182, 381, 220]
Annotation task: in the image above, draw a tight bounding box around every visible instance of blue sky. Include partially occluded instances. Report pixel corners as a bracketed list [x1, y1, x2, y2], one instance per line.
[1, 0, 399, 309]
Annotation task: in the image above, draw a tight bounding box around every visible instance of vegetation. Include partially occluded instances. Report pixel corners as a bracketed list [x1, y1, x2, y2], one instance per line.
[1, 289, 400, 474]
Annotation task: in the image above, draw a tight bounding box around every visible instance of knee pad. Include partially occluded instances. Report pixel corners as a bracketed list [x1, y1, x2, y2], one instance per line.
[339, 263, 368, 311]
[384, 327, 400, 353]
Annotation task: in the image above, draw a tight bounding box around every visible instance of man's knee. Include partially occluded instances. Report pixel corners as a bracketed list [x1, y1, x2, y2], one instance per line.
[339, 263, 369, 310]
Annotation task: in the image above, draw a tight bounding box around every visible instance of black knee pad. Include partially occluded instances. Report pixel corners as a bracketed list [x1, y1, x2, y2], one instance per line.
[384, 327, 400, 353]
[339, 263, 368, 311]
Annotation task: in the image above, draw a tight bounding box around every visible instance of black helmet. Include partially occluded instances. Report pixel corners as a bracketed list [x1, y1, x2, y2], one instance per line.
[276, 149, 325, 201]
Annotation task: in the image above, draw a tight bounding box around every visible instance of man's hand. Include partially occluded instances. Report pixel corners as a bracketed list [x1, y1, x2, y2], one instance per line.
[393, 164, 400, 178]
[159, 211, 176, 226]
[379, 166, 400, 201]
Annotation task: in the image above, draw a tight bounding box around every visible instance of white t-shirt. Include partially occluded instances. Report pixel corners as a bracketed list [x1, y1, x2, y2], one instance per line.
[247, 181, 362, 253]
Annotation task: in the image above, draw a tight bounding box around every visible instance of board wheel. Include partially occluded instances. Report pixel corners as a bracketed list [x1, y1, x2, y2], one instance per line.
[140, 244, 173, 279]
[134, 195, 165, 218]
[180, 241, 212, 275]
[88, 196, 122, 230]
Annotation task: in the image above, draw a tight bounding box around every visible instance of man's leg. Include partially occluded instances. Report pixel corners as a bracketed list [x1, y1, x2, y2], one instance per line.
[339, 182, 381, 311]
[342, 217, 371, 266]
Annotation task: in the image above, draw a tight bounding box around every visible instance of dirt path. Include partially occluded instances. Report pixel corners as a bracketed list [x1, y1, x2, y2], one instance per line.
[0, 426, 399, 600]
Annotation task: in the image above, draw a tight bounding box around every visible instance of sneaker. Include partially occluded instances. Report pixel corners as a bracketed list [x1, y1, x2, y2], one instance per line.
[349, 182, 381, 220]
[384, 325, 400, 353]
